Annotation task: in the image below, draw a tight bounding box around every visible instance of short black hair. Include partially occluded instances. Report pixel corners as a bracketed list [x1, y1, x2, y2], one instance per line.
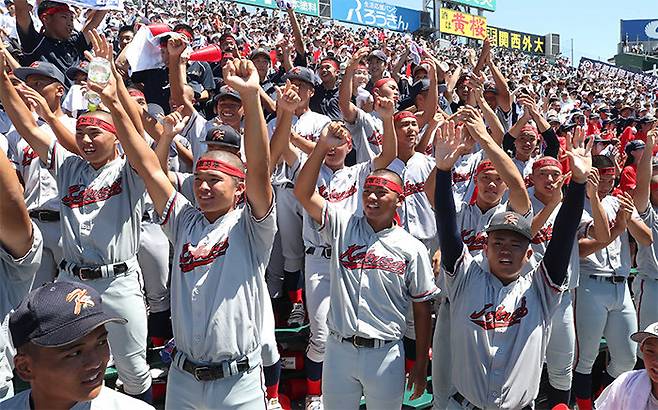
[118, 24, 134, 36]
[173, 23, 194, 38]
[592, 155, 614, 169]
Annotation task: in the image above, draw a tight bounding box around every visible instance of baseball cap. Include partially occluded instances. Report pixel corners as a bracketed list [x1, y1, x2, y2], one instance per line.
[147, 103, 165, 121]
[14, 61, 66, 85]
[547, 114, 560, 125]
[367, 50, 387, 63]
[218, 32, 236, 43]
[10, 282, 126, 349]
[65, 60, 89, 81]
[283, 66, 319, 86]
[249, 47, 270, 61]
[484, 82, 497, 94]
[631, 322, 658, 345]
[485, 211, 533, 241]
[203, 123, 241, 150]
[638, 114, 657, 124]
[215, 85, 241, 103]
[413, 60, 431, 75]
[625, 139, 645, 154]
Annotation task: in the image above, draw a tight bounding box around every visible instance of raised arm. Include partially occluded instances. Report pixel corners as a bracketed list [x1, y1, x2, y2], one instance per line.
[434, 121, 468, 272]
[418, 58, 438, 130]
[223, 58, 272, 218]
[486, 52, 512, 112]
[82, 10, 108, 40]
[0, 149, 32, 258]
[13, 0, 31, 36]
[461, 106, 531, 215]
[287, 8, 306, 60]
[270, 80, 301, 168]
[168, 35, 195, 119]
[634, 127, 656, 213]
[339, 47, 370, 124]
[293, 123, 349, 224]
[89, 73, 174, 216]
[470, 73, 504, 145]
[391, 47, 410, 83]
[372, 95, 397, 170]
[530, 172, 568, 236]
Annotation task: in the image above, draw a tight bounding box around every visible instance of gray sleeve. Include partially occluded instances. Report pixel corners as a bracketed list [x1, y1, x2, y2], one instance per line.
[406, 241, 440, 302]
[244, 195, 278, 267]
[0, 222, 42, 305]
[155, 192, 197, 244]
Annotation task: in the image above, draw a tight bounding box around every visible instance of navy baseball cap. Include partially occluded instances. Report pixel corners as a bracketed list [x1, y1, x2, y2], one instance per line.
[367, 50, 387, 63]
[14, 61, 66, 86]
[625, 139, 645, 154]
[485, 211, 532, 241]
[215, 85, 241, 103]
[249, 47, 270, 61]
[10, 282, 126, 349]
[203, 123, 241, 150]
[283, 66, 319, 86]
[65, 60, 89, 81]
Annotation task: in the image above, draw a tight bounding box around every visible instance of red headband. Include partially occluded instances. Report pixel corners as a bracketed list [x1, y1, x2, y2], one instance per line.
[320, 58, 339, 71]
[195, 158, 245, 179]
[128, 89, 145, 98]
[39, 5, 70, 17]
[532, 157, 562, 173]
[76, 116, 117, 134]
[364, 176, 403, 196]
[651, 182, 658, 191]
[520, 124, 539, 137]
[598, 167, 616, 176]
[394, 111, 417, 123]
[475, 160, 496, 176]
[373, 77, 395, 91]
[175, 29, 193, 41]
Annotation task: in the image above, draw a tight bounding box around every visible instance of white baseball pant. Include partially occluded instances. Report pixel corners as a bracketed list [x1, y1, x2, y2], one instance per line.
[165, 356, 265, 409]
[574, 275, 637, 377]
[545, 291, 575, 390]
[273, 186, 304, 273]
[30, 218, 62, 289]
[137, 221, 170, 313]
[304, 254, 331, 363]
[261, 289, 280, 367]
[323, 335, 405, 410]
[58, 262, 152, 395]
[432, 298, 453, 410]
[632, 276, 658, 359]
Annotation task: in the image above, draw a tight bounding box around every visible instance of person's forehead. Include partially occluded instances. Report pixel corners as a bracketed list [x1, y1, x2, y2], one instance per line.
[534, 166, 562, 175]
[397, 117, 418, 126]
[479, 169, 501, 178]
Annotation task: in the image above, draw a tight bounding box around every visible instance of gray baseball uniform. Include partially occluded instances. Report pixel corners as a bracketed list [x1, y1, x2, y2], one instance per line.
[157, 191, 276, 409]
[316, 202, 439, 410]
[45, 141, 151, 396]
[574, 196, 637, 378]
[0, 222, 42, 401]
[634, 204, 658, 358]
[344, 107, 384, 163]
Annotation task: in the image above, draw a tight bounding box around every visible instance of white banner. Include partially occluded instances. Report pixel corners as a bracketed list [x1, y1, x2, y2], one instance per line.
[56, 0, 124, 11]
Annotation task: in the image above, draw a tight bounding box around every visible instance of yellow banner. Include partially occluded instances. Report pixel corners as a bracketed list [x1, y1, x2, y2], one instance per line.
[439, 8, 487, 40]
[486, 26, 545, 55]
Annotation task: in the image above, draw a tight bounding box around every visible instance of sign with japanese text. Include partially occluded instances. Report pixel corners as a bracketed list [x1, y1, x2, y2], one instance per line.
[486, 26, 545, 55]
[578, 57, 658, 87]
[331, 0, 422, 33]
[439, 8, 487, 40]
[234, 0, 319, 17]
[447, 0, 496, 12]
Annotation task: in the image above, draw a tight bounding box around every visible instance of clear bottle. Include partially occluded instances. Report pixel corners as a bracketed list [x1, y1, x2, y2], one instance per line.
[85, 57, 112, 111]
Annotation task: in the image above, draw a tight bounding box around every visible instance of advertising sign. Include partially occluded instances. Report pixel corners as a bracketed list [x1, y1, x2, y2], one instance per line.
[234, 0, 319, 17]
[331, 0, 422, 33]
[487, 26, 545, 55]
[620, 19, 658, 42]
[439, 8, 487, 40]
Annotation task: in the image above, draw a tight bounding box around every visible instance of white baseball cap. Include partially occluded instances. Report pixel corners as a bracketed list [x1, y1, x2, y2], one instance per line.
[631, 322, 658, 345]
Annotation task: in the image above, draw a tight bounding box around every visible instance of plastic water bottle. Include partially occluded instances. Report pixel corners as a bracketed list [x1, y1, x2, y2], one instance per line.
[85, 57, 112, 111]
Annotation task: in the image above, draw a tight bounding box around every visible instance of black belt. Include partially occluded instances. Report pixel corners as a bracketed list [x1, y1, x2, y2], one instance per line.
[305, 246, 332, 258]
[451, 392, 531, 410]
[59, 260, 129, 281]
[589, 274, 626, 283]
[339, 335, 393, 349]
[172, 347, 250, 381]
[29, 210, 60, 222]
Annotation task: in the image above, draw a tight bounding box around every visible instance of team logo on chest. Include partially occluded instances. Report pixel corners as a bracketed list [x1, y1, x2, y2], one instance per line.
[179, 238, 230, 272]
[367, 130, 383, 146]
[469, 297, 529, 330]
[452, 171, 472, 184]
[61, 177, 123, 208]
[403, 181, 425, 197]
[21, 146, 39, 167]
[339, 244, 407, 275]
[461, 229, 487, 251]
[531, 224, 553, 244]
[319, 184, 358, 202]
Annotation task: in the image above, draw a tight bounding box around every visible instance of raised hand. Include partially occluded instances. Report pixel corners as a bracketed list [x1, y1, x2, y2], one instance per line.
[375, 95, 395, 119]
[434, 120, 467, 171]
[565, 125, 593, 184]
[458, 106, 489, 142]
[275, 80, 301, 113]
[615, 191, 635, 226]
[222, 58, 260, 95]
[16, 84, 54, 120]
[167, 33, 188, 59]
[86, 29, 114, 62]
[348, 47, 370, 69]
[162, 107, 189, 140]
[318, 121, 350, 149]
[586, 168, 600, 200]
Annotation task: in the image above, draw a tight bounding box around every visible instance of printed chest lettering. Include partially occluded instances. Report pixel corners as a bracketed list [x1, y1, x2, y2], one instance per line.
[179, 237, 230, 273]
[61, 177, 123, 208]
[339, 244, 407, 275]
[461, 228, 487, 251]
[469, 296, 529, 330]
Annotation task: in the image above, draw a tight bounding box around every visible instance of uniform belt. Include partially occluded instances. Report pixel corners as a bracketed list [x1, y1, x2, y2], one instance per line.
[283, 182, 294, 189]
[305, 246, 332, 259]
[589, 274, 626, 283]
[451, 392, 531, 410]
[59, 259, 131, 281]
[29, 210, 60, 222]
[337, 334, 394, 349]
[172, 347, 250, 382]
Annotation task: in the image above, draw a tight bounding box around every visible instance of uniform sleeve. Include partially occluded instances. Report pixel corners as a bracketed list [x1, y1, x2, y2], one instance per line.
[16, 18, 39, 55]
[531, 261, 567, 318]
[314, 201, 349, 245]
[406, 242, 440, 302]
[346, 108, 376, 161]
[73, 30, 90, 55]
[244, 193, 278, 266]
[443, 245, 474, 302]
[0, 221, 42, 286]
[179, 110, 207, 162]
[173, 172, 195, 203]
[155, 191, 198, 244]
[44, 140, 75, 179]
[639, 204, 657, 229]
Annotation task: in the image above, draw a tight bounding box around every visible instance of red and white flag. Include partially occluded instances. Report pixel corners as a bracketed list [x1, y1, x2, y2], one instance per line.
[124, 24, 171, 73]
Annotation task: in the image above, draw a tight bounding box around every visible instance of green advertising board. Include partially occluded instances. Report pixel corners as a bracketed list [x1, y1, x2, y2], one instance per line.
[234, 0, 319, 16]
[447, 0, 496, 12]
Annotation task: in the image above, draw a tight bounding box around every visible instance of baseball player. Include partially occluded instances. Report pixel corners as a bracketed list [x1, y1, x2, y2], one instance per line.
[294, 124, 438, 409]
[632, 128, 658, 366]
[3, 281, 154, 410]
[6, 62, 76, 289]
[0, 53, 153, 402]
[433, 109, 591, 409]
[526, 156, 609, 408]
[272, 80, 397, 408]
[90, 58, 276, 409]
[573, 154, 653, 410]
[339, 47, 398, 163]
[0, 148, 43, 401]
